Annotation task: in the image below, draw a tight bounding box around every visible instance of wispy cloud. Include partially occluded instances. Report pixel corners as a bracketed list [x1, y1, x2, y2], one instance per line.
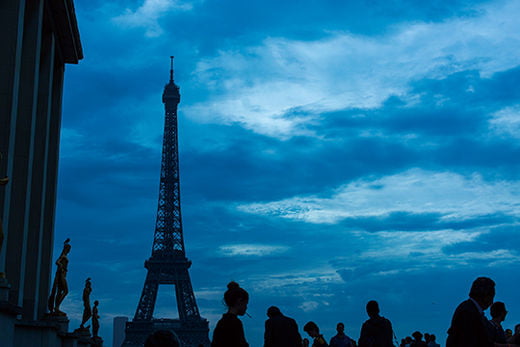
[489, 105, 520, 139]
[218, 244, 289, 257]
[237, 169, 520, 224]
[187, 0, 520, 138]
[113, 0, 197, 37]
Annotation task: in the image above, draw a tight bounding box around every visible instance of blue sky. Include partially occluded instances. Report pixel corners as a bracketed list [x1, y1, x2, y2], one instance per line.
[56, 0, 520, 345]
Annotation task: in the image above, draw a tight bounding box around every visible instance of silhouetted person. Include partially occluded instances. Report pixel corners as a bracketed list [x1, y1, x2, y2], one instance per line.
[330, 322, 356, 347]
[145, 330, 180, 347]
[211, 281, 249, 347]
[264, 306, 302, 347]
[427, 334, 439, 347]
[358, 300, 394, 347]
[304, 321, 328, 347]
[508, 324, 520, 344]
[489, 301, 508, 343]
[411, 331, 427, 347]
[505, 329, 513, 341]
[446, 277, 496, 347]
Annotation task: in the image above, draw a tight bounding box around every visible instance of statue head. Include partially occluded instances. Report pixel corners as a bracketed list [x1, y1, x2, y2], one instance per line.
[62, 238, 71, 255]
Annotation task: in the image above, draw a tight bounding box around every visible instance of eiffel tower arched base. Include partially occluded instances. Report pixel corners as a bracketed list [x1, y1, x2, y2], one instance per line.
[122, 318, 210, 347]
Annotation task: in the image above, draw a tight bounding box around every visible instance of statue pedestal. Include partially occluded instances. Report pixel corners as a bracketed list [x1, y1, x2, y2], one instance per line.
[0, 277, 22, 347]
[43, 312, 69, 334]
[91, 335, 104, 347]
[74, 326, 92, 346]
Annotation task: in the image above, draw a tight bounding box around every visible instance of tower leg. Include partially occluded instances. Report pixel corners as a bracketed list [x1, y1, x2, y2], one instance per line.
[134, 275, 158, 321]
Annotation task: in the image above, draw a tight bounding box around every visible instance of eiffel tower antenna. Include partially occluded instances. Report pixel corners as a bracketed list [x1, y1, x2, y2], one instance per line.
[123, 58, 210, 346]
[170, 55, 174, 82]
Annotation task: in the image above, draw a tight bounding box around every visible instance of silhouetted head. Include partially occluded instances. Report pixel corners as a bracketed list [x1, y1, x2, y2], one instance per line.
[505, 329, 513, 338]
[94, 300, 99, 306]
[515, 324, 520, 335]
[144, 330, 180, 347]
[431, 334, 437, 342]
[412, 331, 423, 341]
[336, 322, 345, 334]
[224, 281, 249, 315]
[469, 277, 495, 309]
[366, 300, 380, 317]
[490, 301, 507, 321]
[304, 321, 320, 337]
[267, 306, 282, 318]
[424, 333, 431, 342]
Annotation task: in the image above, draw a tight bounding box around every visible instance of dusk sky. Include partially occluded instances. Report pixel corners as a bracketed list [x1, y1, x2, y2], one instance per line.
[55, 0, 520, 346]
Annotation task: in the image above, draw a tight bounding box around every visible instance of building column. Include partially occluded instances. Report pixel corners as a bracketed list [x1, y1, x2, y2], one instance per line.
[4, 0, 44, 309]
[23, 22, 56, 320]
[0, 0, 26, 277]
[37, 58, 65, 320]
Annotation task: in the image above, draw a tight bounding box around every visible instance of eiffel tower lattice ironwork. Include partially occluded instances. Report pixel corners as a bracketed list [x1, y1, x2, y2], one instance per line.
[123, 57, 210, 347]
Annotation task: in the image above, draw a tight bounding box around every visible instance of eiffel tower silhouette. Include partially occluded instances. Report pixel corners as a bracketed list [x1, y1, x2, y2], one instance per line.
[123, 57, 209, 347]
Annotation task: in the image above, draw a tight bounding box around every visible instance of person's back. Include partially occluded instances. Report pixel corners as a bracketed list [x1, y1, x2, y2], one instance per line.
[264, 308, 302, 347]
[359, 315, 393, 347]
[358, 301, 394, 347]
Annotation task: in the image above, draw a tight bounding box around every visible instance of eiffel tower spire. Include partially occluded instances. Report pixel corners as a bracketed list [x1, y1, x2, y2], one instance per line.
[123, 58, 210, 347]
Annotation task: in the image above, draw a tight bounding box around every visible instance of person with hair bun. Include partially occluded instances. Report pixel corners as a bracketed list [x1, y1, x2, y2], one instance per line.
[211, 281, 249, 347]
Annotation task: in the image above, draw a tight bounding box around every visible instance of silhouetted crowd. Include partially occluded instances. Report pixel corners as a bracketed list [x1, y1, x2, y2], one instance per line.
[143, 277, 520, 347]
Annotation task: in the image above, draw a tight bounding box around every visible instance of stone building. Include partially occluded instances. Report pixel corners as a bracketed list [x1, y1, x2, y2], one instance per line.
[0, 0, 84, 346]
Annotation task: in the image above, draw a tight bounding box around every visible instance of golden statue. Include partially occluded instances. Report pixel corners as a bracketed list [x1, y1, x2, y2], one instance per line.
[92, 300, 100, 337]
[48, 238, 71, 315]
[0, 152, 8, 279]
[80, 278, 92, 329]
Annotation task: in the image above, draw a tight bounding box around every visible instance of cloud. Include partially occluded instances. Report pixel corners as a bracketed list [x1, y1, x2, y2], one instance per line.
[218, 244, 289, 257]
[237, 169, 520, 224]
[489, 105, 520, 139]
[113, 0, 197, 37]
[186, 0, 520, 138]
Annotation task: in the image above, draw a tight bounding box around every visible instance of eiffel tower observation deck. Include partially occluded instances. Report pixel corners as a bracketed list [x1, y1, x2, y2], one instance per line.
[123, 57, 210, 347]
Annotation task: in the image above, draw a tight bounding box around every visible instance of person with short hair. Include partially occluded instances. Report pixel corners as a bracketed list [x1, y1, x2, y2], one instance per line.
[508, 324, 520, 344]
[489, 301, 508, 343]
[358, 300, 394, 347]
[411, 331, 427, 347]
[330, 322, 356, 347]
[264, 306, 302, 347]
[427, 334, 440, 347]
[446, 277, 496, 347]
[211, 281, 250, 347]
[304, 321, 328, 347]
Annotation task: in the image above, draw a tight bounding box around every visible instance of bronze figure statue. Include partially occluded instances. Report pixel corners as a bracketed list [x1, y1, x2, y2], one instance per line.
[0, 152, 8, 278]
[80, 277, 92, 329]
[47, 238, 71, 315]
[92, 300, 100, 337]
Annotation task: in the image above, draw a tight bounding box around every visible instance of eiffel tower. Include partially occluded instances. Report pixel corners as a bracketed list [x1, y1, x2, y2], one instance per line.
[123, 57, 210, 347]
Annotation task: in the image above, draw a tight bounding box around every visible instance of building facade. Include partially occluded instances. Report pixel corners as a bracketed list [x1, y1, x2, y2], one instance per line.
[0, 0, 83, 345]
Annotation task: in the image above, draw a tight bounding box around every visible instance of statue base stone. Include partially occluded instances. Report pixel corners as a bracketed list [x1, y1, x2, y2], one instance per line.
[74, 326, 91, 337]
[43, 313, 70, 334]
[90, 335, 104, 347]
[0, 277, 22, 347]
